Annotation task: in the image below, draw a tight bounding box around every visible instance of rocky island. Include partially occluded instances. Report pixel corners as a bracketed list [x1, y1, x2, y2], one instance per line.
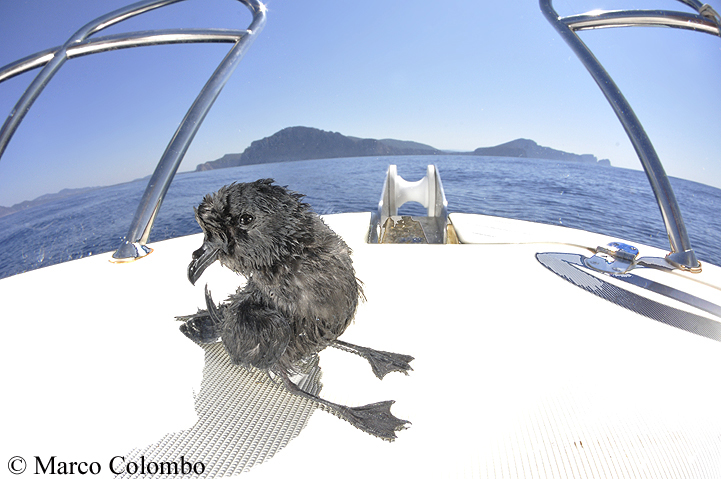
[194, 126, 610, 171]
[1, 127, 610, 216]
[471, 138, 611, 166]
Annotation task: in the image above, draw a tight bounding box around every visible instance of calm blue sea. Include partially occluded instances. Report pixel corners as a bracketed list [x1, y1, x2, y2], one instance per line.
[1, 155, 720, 279]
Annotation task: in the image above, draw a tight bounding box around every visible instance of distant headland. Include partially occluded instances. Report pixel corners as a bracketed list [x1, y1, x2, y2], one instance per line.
[0, 127, 610, 217]
[195, 126, 611, 172]
[0, 187, 101, 218]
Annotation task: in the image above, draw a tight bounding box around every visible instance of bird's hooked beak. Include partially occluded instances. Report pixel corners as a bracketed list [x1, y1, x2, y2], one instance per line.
[188, 242, 220, 285]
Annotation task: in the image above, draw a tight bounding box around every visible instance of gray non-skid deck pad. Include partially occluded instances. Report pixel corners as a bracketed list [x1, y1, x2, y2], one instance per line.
[536, 252, 721, 343]
[117, 343, 322, 478]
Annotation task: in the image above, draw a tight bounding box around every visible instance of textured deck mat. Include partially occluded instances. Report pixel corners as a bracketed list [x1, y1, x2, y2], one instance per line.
[536, 252, 721, 343]
[116, 342, 321, 478]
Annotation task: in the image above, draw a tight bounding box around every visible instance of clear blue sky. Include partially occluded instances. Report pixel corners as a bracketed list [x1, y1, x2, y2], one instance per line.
[1, 0, 720, 206]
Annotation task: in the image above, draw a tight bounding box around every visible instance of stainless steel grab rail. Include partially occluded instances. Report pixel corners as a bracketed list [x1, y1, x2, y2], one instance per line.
[1, 30, 251, 83]
[540, 0, 720, 272]
[0, 0, 266, 262]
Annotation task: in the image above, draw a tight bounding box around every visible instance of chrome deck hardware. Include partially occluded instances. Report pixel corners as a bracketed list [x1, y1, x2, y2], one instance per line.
[541, 0, 720, 272]
[585, 242, 640, 274]
[369, 165, 455, 244]
[0, 0, 267, 262]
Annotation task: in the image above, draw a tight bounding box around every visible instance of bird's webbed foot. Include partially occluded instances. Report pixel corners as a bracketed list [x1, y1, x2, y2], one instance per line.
[176, 285, 223, 344]
[277, 369, 409, 441]
[332, 339, 414, 379]
[335, 401, 410, 441]
[179, 315, 222, 344]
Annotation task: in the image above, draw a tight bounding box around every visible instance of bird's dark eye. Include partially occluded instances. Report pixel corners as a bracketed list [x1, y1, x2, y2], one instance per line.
[239, 213, 254, 226]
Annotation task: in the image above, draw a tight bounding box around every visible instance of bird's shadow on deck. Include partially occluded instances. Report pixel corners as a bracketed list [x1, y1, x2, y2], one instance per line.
[116, 342, 322, 478]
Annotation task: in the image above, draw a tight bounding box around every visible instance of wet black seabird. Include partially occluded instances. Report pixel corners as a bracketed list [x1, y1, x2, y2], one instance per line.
[178, 179, 413, 440]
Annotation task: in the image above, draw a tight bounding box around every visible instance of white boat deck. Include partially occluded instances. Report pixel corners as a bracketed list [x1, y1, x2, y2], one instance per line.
[2, 212, 720, 478]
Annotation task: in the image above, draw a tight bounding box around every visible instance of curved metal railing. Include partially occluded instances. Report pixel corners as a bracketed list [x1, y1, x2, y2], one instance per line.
[0, 0, 266, 261]
[540, 0, 720, 272]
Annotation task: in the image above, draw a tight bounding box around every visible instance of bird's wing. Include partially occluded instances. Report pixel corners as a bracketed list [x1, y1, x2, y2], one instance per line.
[221, 299, 292, 370]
